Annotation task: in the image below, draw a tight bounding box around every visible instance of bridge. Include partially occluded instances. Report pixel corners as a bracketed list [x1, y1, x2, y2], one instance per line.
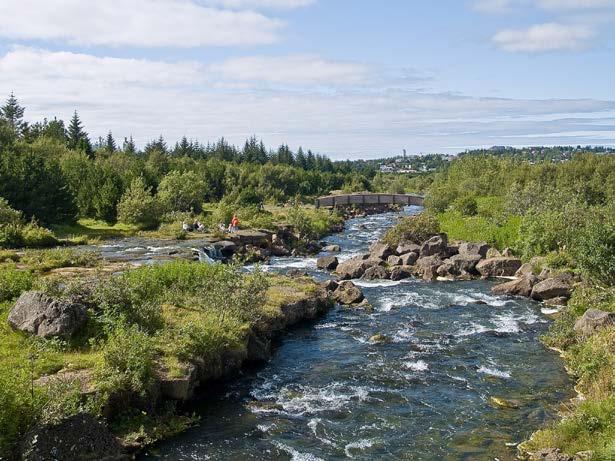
[315, 192, 424, 209]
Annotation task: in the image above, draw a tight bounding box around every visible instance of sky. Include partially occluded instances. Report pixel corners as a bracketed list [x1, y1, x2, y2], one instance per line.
[1, 0, 614, 159]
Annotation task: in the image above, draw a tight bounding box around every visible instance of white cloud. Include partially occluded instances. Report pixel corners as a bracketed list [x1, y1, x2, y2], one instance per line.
[474, 0, 615, 12]
[203, 0, 315, 9]
[1, 47, 614, 157]
[0, 0, 282, 47]
[492, 22, 594, 51]
[537, 0, 615, 10]
[472, 0, 516, 14]
[209, 55, 370, 85]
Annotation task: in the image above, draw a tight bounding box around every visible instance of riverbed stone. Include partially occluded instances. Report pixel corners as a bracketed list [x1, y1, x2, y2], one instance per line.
[396, 243, 421, 255]
[415, 255, 444, 281]
[399, 251, 418, 266]
[317, 255, 339, 271]
[323, 244, 341, 253]
[531, 277, 572, 301]
[362, 265, 390, 280]
[333, 281, 365, 305]
[458, 241, 490, 258]
[318, 279, 339, 293]
[369, 242, 394, 260]
[515, 263, 535, 277]
[573, 308, 614, 337]
[449, 253, 483, 273]
[419, 234, 448, 257]
[386, 255, 402, 266]
[476, 257, 522, 277]
[8, 291, 87, 339]
[492, 275, 538, 298]
[390, 265, 413, 281]
[335, 257, 369, 279]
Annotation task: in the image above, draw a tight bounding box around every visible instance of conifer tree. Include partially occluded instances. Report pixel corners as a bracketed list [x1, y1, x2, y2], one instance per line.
[67, 111, 93, 157]
[105, 131, 116, 152]
[123, 135, 137, 155]
[0, 92, 26, 135]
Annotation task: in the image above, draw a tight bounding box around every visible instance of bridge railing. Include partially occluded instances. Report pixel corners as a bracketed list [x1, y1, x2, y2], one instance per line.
[315, 193, 424, 208]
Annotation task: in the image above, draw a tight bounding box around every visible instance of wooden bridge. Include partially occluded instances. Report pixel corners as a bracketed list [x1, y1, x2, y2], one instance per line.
[315, 193, 424, 209]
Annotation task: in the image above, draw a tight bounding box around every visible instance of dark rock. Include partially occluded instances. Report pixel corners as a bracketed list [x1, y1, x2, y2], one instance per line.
[420, 234, 448, 257]
[335, 256, 369, 280]
[8, 291, 87, 339]
[212, 240, 238, 256]
[369, 242, 394, 260]
[390, 265, 413, 281]
[445, 244, 460, 257]
[362, 265, 390, 280]
[415, 255, 444, 281]
[270, 245, 291, 257]
[318, 279, 339, 292]
[19, 413, 127, 461]
[317, 255, 339, 271]
[573, 309, 614, 337]
[333, 281, 365, 305]
[449, 253, 483, 273]
[386, 255, 402, 266]
[476, 257, 522, 277]
[399, 251, 418, 266]
[458, 241, 490, 258]
[396, 243, 420, 255]
[492, 275, 538, 297]
[531, 277, 572, 301]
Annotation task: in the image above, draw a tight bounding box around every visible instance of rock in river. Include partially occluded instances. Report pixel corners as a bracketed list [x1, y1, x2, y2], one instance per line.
[419, 234, 448, 257]
[531, 277, 572, 301]
[8, 291, 87, 339]
[476, 257, 522, 277]
[362, 265, 390, 280]
[333, 281, 365, 305]
[492, 275, 539, 298]
[369, 242, 394, 260]
[317, 255, 339, 271]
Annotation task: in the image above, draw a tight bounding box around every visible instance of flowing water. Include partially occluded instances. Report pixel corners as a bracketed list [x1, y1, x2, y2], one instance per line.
[140, 207, 571, 461]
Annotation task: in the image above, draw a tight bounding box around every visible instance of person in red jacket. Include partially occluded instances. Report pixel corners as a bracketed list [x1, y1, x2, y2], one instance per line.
[229, 214, 239, 233]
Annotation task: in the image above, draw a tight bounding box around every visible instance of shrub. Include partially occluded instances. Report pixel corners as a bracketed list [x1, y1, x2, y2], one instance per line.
[21, 222, 58, 248]
[0, 223, 23, 248]
[382, 213, 440, 246]
[0, 197, 22, 225]
[453, 195, 478, 216]
[157, 171, 207, 213]
[96, 325, 156, 397]
[0, 266, 34, 302]
[572, 219, 615, 286]
[117, 177, 160, 230]
[20, 248, 97, 272]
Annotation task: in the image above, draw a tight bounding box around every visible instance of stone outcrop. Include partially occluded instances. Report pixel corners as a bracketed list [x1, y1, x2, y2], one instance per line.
[476, 257, 522, 277]
[396, 243, 420, 255]
[8, 291, 87, 339]
[318, 279, 339, 293]
[531, 277, 572, 301]
[415, 255, 444, 281]
[492, 275, 539, 298]
[386, 255, 402, 266]
[335, 256, 369, 279]
[19, 414, 127, 461]
[323, 244, 341, 253]
[419, 234, 448, 257]
[399, 251, 418, 266]
[515, 263, 535, 278]
[573, 309, 614, 337]
[317, 255, 339, 270]
[369, 242, 394, 260]
[362, 265, 390, 280]
[458, 241, 490, 258]
[333, 281, 365, 305]
[390, 265, 413, 281]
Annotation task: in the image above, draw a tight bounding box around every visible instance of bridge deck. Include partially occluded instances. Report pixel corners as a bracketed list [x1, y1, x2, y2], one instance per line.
[315, 193, 424, 208]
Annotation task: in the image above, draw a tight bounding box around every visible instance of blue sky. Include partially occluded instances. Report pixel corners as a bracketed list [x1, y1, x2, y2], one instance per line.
[1, 0, 614, 159]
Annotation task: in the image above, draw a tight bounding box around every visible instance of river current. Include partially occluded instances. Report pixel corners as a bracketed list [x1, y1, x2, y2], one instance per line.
[140, 207, 571, 461]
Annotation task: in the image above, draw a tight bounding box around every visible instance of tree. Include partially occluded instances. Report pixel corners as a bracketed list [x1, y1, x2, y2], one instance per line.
[123, 136, 137, 155]
[67, 111, 93, 157]
[0, 92, 25, 136]
[157, 170, 207, 213]
[117, 177, 160, 229]
[296, 147, 307, 169]
[105, 131, 117, 152]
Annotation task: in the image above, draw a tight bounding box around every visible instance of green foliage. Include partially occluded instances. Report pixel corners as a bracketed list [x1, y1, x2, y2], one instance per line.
[382, 213, 440, 246]
[284, 205, 343, 240]
[96, 325, 156, 397]
[452, 195, 478, 216]
[20, 248, 97, 272]
[157, 170, 207, 213]
[117, 177, 160, 230]
[0, 266, 34, 302]
[0, 197, 22, 225]
[438, 211, 522, 250]
[571, 218, 615, 286]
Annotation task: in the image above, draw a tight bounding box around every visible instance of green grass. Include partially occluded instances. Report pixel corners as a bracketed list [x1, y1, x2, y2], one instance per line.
[52, 218, 138, 240]
[437, 211, 521, 250]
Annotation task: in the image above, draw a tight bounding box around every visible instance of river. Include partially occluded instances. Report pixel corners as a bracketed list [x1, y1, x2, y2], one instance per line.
[137, 207, 571, 461]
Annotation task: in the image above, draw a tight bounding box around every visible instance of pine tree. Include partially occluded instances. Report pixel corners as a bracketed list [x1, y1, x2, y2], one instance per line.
[67, 111, 93, 157]
[123, 135, 137, 155]
[296, 146, 307, 169]
[1, 92, 26, 135]
[105, 131, 116, 152]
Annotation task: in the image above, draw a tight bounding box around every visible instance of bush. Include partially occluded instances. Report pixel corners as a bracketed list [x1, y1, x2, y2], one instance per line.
[0, 197, 22, 225]
[117, 177, 160, 230]
[572, 219, 615, 286]
[20, 248, 97, 272]
[0, 223, 23, 248]
[0, 266, 34, 302]
[21, 222, 59, 248]
[96, 325, 156, 397]
[382, 213, 440, 246]
[453, 195, 478, 216]
[157, 171, 207, 213]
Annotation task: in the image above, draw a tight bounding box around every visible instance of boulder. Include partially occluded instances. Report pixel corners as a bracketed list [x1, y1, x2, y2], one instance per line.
[448, 253, 483, 273]
[445, 244, 460, 257]
[8, 291, 87, 339]
[369, 333, 390, 344]
[396, 243, 421, 255]
[492, 275, 538, 298]
[318, 279, 339, 293]
[573, 309, 614, 337]
[270, 245, 291, 257]
[415, 255, 444, 281]
[335, 257, 369, 280]
[486, 247, 503, 259]
[515, 263, 535, 277]
[544, 297, 569, 307]
[390, 265, 414, 281]
[419, 234, 448, 257]
[212, 240, 238, 256]
[531, 277, 572, 301]
[369, 242, 394, 260]
[333, 281, 365, 305]
[386, 255, 402, 266]
[19, 413, 127, 461]
[399, 251, 419, 266]
[362, 266, 390, 280]
[323, 244, 341, 253]
[529, 448, 574, 461]
[316, 255, 339, 271]
[458, 241, 490, 258]
[476, 257, 522, 277]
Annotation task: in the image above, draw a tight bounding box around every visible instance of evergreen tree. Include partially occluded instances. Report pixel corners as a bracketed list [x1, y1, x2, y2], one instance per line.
[123, 136, 137, 155]
[67, 111, 93, 157]
[105, 131, 117, 152]
[295, 147, 307, 169]
[1, 92, 26, 135]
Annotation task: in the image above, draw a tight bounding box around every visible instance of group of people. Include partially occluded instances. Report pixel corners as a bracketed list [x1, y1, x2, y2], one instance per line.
[182, 214, 240, 234]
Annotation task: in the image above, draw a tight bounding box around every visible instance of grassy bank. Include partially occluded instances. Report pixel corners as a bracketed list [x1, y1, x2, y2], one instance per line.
[0, 260, 329, 457]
